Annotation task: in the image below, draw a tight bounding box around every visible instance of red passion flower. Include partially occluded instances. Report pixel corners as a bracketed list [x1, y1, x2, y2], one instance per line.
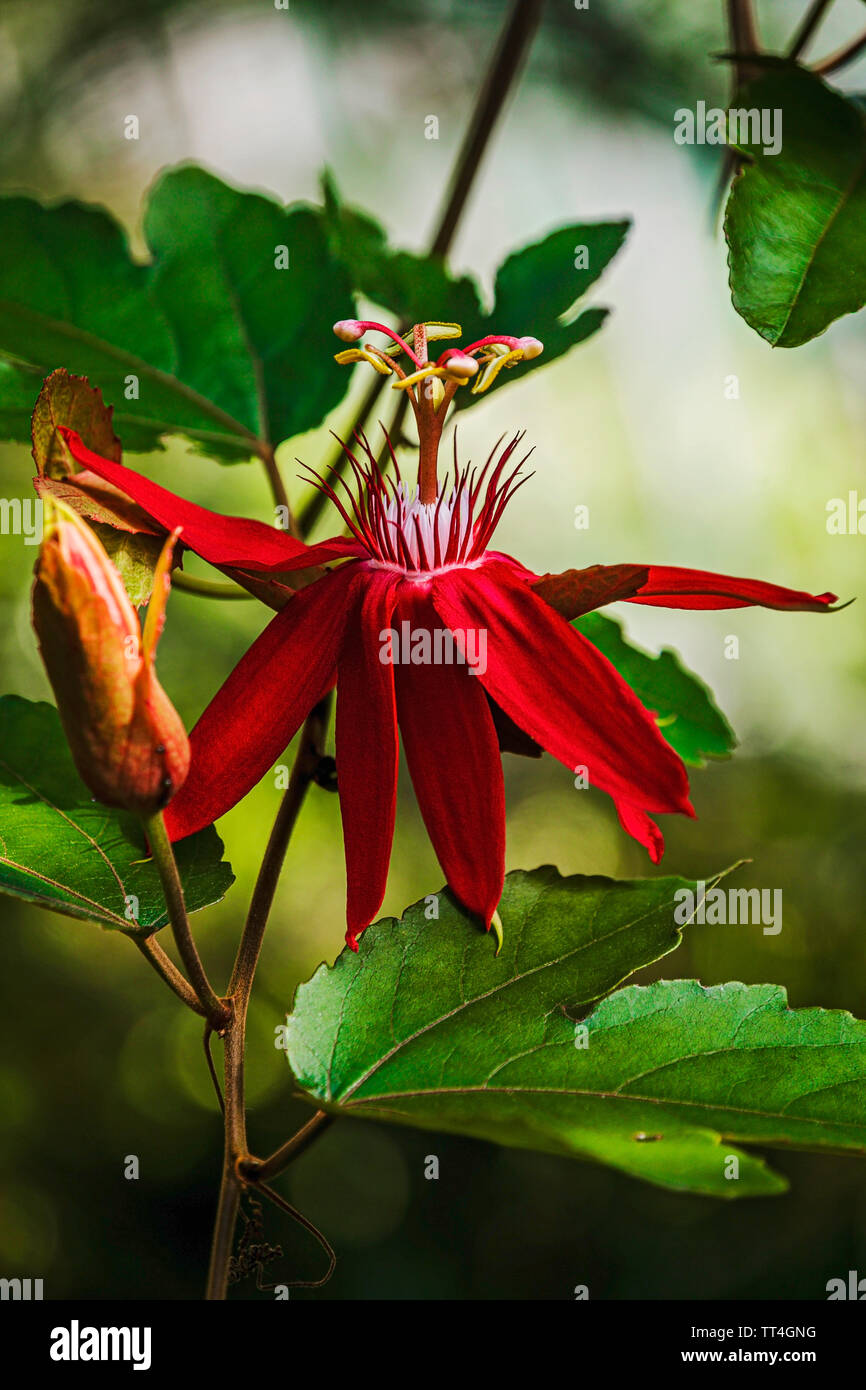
[54, 319, 839, 948]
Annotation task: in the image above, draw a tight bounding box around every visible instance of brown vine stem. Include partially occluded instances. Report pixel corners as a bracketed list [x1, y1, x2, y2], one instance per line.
[135, 934, 206, 1016]
[814, 27, 866, 74]
[298, 376, 383, 537]
[726, 0, 761, 87]
[429, 0, 545, 257]
[259, 442, 287, 510]
[788, 0, 835, 59]
[206, 1006, 245, 1298]
[713, 0, 763, 221]
[296, 0, 545, 536]
[142, 811, 229, 1031]
[240, 1111, 334, 1184]
[715, 0, 850, 219]
[258, 441, 301, 539]
[205, 695, 332, 1300]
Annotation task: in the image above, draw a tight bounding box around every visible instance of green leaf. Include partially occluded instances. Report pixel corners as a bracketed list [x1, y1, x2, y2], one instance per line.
[31, 367, 121, 478]
[573, 611, 736, 766]
[288, 874, 866, 1197]
[486, 222, 627, 372]
[29, 369, 167, 606]
[143, 167, 354, 454]
[90, 525, 167, 607]
[0, 696, 233, 934]
[0, 359, 45, 444]
[323, 175, 628, 404]
[0, 166, 356, 458]
[562, 979, 866, 1192]
[725, 64, 866, 347]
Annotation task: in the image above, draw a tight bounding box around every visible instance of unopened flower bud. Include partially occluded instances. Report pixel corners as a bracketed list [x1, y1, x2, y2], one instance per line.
[32, 501, 190, 816]
[333, 319, 364, 342]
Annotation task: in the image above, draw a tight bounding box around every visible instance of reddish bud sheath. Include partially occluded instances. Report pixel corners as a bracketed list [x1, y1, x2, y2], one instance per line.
[32, 501, 190, 816]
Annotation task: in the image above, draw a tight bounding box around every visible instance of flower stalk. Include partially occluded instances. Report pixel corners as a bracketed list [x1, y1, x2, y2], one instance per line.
[143, 810, 229, 1032]
[134, 934, 209, 1017]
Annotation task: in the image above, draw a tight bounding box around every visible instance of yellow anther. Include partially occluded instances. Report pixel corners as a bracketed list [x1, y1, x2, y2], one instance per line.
[421, 322, 463, 341]
[334, 348, 394, 375]
[471, 348, 524, 393]
[382, 334, 416, 357]
[392, 365, 449, 390]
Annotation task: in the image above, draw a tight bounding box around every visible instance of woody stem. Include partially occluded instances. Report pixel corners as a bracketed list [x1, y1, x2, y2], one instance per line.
[205, 1013, 244, 1300]
[259, 442, 300, 539]
[430, 0, 544, 254]
[714, 0, 763, 214]
[134, 934, 207, 1016]
[240, 1111, 334, 1184]
[814, 27, 866, 74]
[205, 695, 333, 1300]
[788, 0, 835, 58]
[142, 811, 229, 1031]
[726, 0, 761, 86]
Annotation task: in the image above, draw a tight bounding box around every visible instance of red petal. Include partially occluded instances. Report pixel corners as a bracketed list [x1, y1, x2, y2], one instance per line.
[163, 564, 357, 840]
[622, 565, 838, 612]
[393, 587, 505, 928]
[58, 428, 364, 572]
[432, 560, 692, 815]
[616, 802, 665, 863]
[531, 564, 650, 619]
[485, 549, 540, 582]
[336, 570, 402, 949]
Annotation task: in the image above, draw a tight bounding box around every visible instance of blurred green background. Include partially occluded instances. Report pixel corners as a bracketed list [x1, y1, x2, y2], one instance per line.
[1, 0, 866, 1300]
